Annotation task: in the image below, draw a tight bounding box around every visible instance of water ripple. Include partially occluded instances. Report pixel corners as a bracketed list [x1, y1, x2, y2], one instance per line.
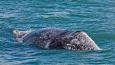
[0, 0, 115, 65]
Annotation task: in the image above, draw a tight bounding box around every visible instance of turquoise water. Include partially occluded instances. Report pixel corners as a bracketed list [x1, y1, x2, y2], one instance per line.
[0, 0, 115, 65]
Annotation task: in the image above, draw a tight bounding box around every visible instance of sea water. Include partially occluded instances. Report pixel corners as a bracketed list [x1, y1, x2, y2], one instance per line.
[0, 0, 115, 65]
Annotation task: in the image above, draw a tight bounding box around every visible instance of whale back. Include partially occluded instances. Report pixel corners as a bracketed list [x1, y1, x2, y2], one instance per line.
[23, 28, 72, 49]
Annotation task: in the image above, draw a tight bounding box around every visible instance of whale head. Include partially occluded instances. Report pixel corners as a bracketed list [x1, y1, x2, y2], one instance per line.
[64, 31, 101, 50]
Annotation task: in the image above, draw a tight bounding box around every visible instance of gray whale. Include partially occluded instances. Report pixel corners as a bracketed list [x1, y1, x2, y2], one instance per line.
[13, 28, 101, 50]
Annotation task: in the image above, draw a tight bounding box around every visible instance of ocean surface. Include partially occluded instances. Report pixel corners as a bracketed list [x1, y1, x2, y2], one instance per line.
[0, 0, 115, 65]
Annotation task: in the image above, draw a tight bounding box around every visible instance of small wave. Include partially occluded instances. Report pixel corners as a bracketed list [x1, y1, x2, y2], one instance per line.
[36, 11, 69, 18]
[0, 13, 16, 18]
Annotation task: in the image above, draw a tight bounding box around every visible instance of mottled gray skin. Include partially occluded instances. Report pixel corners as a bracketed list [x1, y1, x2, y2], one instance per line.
[13, 28, 101, 50]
